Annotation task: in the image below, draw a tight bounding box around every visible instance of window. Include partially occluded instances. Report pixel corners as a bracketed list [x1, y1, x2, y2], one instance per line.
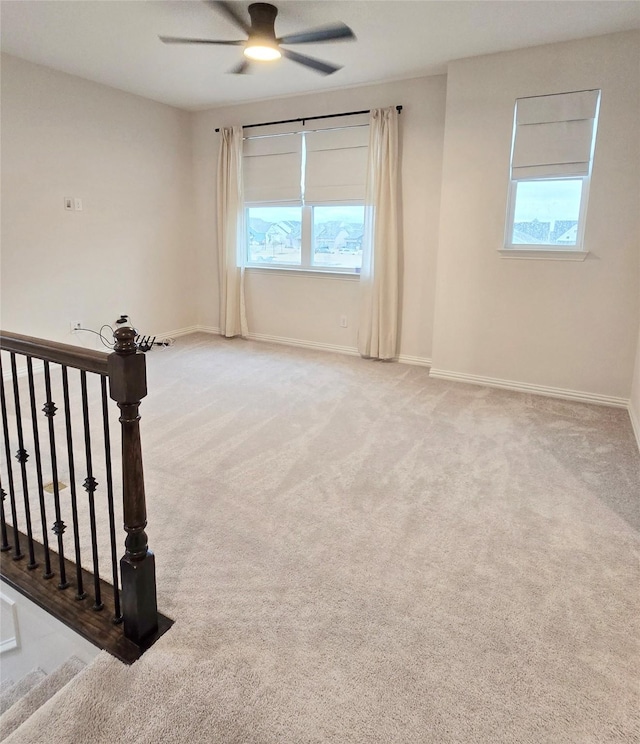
[504, 90, 600, 256]
[510, 179, 584, 246]
[312, 205, 364, 270]
[247, 205, 302, 266]
[243, 117, 369, 273]
[246, 203, 365, 270]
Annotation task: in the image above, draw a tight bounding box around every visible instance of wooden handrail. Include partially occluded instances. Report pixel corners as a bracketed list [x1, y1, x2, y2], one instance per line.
[1, 326, 159, 646]
[0, 330, 109, 375]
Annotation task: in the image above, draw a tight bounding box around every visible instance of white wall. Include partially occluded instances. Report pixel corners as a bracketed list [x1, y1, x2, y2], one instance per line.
[1, 582, 99, 682]
[3, 36, 639, 408]
[431, 31, 640, 401]
[0, 54, 197, 345]
[192, 75, 446, 361]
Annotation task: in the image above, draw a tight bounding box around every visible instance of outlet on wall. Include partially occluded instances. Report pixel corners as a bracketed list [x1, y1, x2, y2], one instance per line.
[70, 321, 82, 333]
[340, 315, 348, 328]
[64, 197, 83, 211]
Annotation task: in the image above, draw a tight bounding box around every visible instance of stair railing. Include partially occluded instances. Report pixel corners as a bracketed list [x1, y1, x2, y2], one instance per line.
[0, 326, 159, 649]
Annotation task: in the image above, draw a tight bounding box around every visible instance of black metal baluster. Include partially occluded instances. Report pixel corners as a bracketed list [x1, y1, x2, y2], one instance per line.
[101, 375, 122, 622]
[10, 354, 38, 569]
[27, 358, 53, 579]
[62, 366, 86, 600]
[43, 361, 69, 589]
[80, 371, 103, 611]
[0, 356, 23, 560]
[1, 480, 11, 552]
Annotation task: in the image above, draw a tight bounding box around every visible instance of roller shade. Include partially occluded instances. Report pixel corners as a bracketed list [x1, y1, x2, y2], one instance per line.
[243, 131, 302, 203]
[511, 89, 600, 179]
[304, 124, 369, 203]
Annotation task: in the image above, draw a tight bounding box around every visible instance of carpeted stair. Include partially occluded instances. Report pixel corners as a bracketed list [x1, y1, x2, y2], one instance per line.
[0, 671, 46, 716]
[0, 658, 85, 741]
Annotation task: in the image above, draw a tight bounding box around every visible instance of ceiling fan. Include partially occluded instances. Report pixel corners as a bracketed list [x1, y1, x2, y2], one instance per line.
[159, 1, 356, 75]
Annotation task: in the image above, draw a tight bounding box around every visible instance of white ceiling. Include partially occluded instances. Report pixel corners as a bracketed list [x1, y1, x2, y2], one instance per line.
[1, 1, 639, 111]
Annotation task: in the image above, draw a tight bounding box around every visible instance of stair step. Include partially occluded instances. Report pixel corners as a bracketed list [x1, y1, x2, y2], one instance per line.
[2, 529, 173, 665]
[0, 670, 46, 716]
[0, 657, 85, 742]
[0, 682, 13, 699]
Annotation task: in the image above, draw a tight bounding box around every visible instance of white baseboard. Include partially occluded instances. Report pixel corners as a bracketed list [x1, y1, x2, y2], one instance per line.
[154, 325, 358, 357]
[163, 325, 358, 357]
[195, 326, 221, 335]
[429, 367, 629, 409]
[174, 327, 433, 367]
[154, 325, 201, 340]
[629, 402, 640, 452]
[397, 354, 432, 368]
[246, 331, 360, 357]
[162, 331, 631, 416]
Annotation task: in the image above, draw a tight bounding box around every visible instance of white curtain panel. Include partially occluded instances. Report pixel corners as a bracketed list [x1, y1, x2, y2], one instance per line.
[217, 126, 247, 338]
[358, 107, 399, 360]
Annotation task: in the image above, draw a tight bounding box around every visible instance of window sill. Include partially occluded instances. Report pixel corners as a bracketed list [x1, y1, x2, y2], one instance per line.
[499, 248, 589, 262]
[244, 265, 360, 280]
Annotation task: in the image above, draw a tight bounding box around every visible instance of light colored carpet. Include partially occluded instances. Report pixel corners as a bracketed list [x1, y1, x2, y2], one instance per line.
[0, 657, 85, 740]
[3, 333, 639, 743]
[0, 670, 45, 716]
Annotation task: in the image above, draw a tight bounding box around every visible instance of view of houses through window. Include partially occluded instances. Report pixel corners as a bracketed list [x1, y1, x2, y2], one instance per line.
[511, 178, 583, 246]
[247, 205, 365, 271]
[505, 90, 600, 251]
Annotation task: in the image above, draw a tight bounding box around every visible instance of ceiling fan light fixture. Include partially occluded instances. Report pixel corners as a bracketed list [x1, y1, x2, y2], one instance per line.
[161, 2, 352, 75]
[244, 39, 281, 61]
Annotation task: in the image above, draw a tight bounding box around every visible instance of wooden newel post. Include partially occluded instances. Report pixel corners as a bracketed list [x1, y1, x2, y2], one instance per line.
[108, 326, 158, 644]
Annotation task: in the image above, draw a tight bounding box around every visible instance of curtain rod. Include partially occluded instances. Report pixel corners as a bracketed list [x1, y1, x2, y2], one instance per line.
[214, 105, 402, 133]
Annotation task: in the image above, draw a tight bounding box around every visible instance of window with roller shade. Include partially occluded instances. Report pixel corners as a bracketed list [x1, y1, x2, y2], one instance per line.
[243, 117, 369, 272]
[504, 89, 600, 251]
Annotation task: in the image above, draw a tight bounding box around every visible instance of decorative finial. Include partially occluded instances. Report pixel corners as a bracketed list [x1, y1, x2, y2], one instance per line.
[113, 326, 138, 355]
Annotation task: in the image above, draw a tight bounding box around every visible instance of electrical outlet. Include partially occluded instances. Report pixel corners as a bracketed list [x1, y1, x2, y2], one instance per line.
[340, 315, 348, 328]
[74, 198, 83, 211]
[70, 321, 82, 333]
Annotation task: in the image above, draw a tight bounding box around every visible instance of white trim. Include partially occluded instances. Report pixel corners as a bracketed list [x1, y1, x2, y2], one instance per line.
[0, 592, 19, 654]
[130, 330, 636, 422]
[499, 248, 589, 261]
[245, 266, 360, 281]
[148, 325, 220, 338]
[629, 402, 640, 452]
[0, 638, 19, 654]
[428, 368, 629, 408]
[196, 326, 221, 335]
[397, 354, 432, 368]
[246, 332, 359, 357]
[504, 178, 591, 253]
[154, 325, 201, 340]
[158, 325, 357, 355]
[162, 327, 435, 368]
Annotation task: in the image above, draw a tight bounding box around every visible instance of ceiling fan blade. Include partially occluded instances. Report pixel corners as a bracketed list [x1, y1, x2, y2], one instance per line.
[278, 23, 355, 46]
[206, 1, 251, 35]
[228, 59, 251, 74]
[281, 48, 341, 76]
[159, 35, 244, 45]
